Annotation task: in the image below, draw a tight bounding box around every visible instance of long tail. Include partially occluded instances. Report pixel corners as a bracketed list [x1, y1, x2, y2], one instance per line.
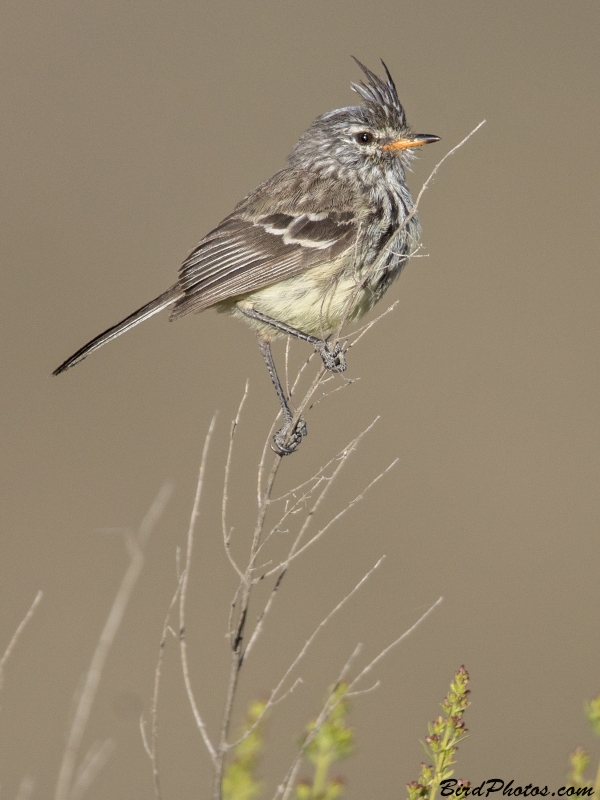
[53, 287, 180, 375]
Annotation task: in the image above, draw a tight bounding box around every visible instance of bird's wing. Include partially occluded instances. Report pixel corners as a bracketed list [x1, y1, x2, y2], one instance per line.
[170, 170, 359, 318]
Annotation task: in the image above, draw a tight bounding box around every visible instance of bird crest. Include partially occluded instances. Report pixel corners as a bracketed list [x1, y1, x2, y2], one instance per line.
[350, 57, 408, 128]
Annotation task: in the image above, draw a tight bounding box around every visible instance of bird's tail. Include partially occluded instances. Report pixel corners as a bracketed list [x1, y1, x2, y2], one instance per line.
[53, 287, 180, 375]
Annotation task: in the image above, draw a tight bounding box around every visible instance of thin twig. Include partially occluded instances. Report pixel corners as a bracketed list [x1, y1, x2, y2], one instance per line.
[281, 418, 379, 557]
[269, 444, 352, 504]
[257, 418, 275, 507]
[284, 336, 292, 400]
[275, 644, 364, 800]
[346, 596, 444, 693]
[258, 438, 364, 553]
[287, 348, 318, 403]
[140, 717, 152, 759]
[227, 557, 385, 750]
[0, 590, 43, 693]
[405, 120, 486, 233]
[213, 452, 285, 798]
[54, 483, 172, 800]
[306, 376, 359, 413]
[255, 486, 316, 557]
[142, 570, 186, 799]
[345, 679, 381, 698]
[245, 420, 382, 669]
[263, 458, 398, 579]
[274, 597, 443, 800]
[179, 414, 219, 765]
[227, 583, 243, 645]
[345, 301, 399, 350]
[222, 384, 249, 579]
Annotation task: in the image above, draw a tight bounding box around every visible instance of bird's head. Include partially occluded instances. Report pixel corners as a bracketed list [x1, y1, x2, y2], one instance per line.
[288, 58, 440, 182]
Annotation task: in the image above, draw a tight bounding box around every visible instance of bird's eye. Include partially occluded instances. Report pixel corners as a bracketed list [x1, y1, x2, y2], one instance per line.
[355, 131, 374, 145]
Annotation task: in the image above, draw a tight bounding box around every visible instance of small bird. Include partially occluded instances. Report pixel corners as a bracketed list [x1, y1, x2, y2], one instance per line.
[54, 59, 439, 454]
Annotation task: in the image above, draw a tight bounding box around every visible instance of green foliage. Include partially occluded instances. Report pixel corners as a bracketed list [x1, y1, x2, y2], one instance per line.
[407, 666, 471, 800]
[568, 747, 592, 790]
[295, 683, 354, 800]
[585, 696, 600, 738]
[567, 693, 600, 795]
[222, 700, 267, 800]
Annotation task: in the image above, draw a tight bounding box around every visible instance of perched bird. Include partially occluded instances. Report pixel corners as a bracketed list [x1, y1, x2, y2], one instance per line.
[54, 59, 439, 454]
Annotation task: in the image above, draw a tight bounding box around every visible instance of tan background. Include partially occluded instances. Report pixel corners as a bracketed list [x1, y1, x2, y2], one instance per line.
[1, 1, 599, 797]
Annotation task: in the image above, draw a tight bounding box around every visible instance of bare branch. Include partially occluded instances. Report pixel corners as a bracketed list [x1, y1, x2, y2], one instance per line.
[140, 716, 152, 759]
[346, 679, 381, 698]
[345, 301, 399, 350]
[280, 418, 379, 555]
[347, 596, 444, 694]
[306, 376, 360, 413]
[274, 597, 443, 800]
[287, 348, 318, 403]
[0, 590, 43, 693]
[227, 583, 243, 645]
[261, 457, 397, 581]
[54, 483, 171, 800]
[228, 557, 385, 750]
[222, 384, 248, 579]
[243, 420, 383, 674]
[274, 644, 364, 800]
[258, 428, 375, 553]
[284, 335, 292, 400]
[255, 486, 316, 557]
[269, 676, 304, 707]
[213, 437, 291, 797]
[269, 442, 355, 504]
[257, 418, 275, 507]
[407, 120, 486, 231]
[143, 570, 186, 799]
[179, 414, 219, 765]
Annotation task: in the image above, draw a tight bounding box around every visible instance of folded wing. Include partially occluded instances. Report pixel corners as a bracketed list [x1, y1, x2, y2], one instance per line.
[170, 172, 358, 318]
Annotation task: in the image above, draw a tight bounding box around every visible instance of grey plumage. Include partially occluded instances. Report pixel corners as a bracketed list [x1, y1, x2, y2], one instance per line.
[54, 59, 439, 454]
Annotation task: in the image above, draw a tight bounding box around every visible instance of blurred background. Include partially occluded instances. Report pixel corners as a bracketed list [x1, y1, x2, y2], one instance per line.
[1, 1, 599, 797]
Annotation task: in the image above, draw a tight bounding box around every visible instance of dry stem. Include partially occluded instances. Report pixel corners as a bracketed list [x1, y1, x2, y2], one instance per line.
[179, 413, 219, 765]
[227, 556, 386, 750]
[0, 590, 43, 694]
[274, 596, 444, 800]
[54, 483, 172, 800]
[141, 571, 186, 799]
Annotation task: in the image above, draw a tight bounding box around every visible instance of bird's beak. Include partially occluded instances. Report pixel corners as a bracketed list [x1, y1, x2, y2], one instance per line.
[382, 134, 441, 151]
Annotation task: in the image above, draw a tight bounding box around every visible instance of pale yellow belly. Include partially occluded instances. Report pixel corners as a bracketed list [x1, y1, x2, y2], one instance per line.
[232, 262, 380, 340]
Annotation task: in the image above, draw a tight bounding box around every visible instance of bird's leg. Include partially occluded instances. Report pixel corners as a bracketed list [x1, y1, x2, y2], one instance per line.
[257, 336, 308, 456]
[241, 308, 346, 373]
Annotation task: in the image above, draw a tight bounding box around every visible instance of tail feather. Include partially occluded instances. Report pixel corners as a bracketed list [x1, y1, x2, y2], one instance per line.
[53, 288, 179, 375]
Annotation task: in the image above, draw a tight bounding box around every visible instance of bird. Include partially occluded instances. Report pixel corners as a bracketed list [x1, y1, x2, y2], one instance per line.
[53, 58, 440, 455]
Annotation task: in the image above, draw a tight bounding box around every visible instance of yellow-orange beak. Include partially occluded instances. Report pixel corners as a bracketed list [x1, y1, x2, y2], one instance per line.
[382, 134, 441, 151]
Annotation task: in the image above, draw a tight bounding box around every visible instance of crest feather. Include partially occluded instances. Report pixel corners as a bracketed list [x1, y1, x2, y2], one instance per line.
[350, 57, 407, 127]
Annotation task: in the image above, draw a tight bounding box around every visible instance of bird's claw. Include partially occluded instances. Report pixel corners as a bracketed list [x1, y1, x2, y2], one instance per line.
[316, 341, 346, 373]
[272, 418, 308, 456]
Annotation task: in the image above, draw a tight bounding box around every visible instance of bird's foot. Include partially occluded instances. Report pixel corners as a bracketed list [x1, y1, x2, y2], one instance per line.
[272, 418, 308, 456]
[315, 341, 346, 373]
